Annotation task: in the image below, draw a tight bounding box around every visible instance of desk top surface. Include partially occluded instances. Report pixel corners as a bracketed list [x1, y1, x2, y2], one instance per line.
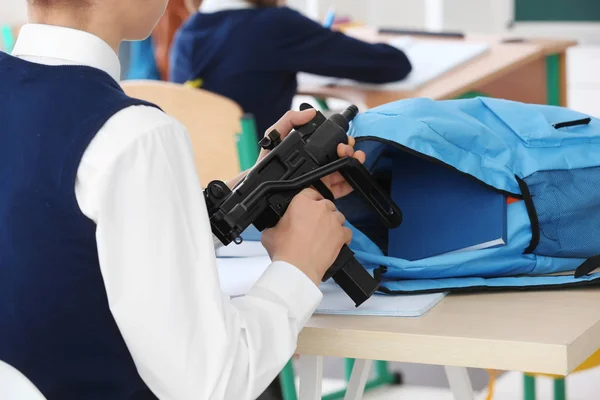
[297, 287, 600, 375]
[298, 27, 576, 108]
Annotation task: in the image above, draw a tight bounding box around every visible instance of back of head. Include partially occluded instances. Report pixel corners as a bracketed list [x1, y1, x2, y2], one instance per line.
[26, 0, 169, 45]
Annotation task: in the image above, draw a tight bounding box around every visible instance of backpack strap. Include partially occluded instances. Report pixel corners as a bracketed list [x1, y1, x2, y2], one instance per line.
[516, 176, 540, 254]
[574, 254, 600, 278]
[377, 270, 600, 294]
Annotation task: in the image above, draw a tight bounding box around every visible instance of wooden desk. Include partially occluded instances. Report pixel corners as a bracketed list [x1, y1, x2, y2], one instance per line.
[296, 288, 600, 399]
[298, 27, 576, 109]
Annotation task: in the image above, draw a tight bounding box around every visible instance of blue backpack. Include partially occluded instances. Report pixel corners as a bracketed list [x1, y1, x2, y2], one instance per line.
[341, 97, 600, 294]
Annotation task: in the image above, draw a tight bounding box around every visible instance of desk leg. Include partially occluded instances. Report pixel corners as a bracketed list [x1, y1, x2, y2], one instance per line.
[343, 359, 373, 400]
[559, 52, 568, 108]
[546, 53, 569, 107]
[299, 355, 323, 400]
[444, 366, 475, 400]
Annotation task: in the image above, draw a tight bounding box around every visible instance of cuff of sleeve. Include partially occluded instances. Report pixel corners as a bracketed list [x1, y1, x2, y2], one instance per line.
[249, 261, 323, 328]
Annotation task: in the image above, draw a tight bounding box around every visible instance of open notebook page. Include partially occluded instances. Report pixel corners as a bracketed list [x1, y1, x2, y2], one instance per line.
[216, 242, 446, 317]
[297, 37, 489, 91]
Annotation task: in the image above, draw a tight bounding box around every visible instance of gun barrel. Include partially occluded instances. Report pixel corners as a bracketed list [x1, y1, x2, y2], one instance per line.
[342, 105, 359, 122]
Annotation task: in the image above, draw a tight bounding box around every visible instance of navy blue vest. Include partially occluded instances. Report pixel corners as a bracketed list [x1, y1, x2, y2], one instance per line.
[0, 52, 160, 399]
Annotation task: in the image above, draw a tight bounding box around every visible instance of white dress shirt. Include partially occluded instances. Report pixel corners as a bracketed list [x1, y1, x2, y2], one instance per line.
[12, 24, 322, 400]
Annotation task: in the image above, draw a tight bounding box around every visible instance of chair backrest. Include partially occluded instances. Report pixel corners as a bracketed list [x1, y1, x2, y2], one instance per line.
[0, 360, 46, 400]
[121, 80, 242, 185]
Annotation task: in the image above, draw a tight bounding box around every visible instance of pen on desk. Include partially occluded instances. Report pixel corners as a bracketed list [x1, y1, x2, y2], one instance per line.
[378, 27, 465, 39]
[323, 6, 336, 29]
[502, 38, 527, 43]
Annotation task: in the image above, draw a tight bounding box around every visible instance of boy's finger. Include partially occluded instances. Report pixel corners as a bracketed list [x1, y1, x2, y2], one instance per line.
[353, 150, 366, 164]
[333, 184, 354, 199]
[337, 143, 354, 158]
[324, 172, 345, 186]
[300, 188, 324, 201]
[322, 200, 337, 212]
[267, 109, 316, 136]
[348, 136, 356, 147]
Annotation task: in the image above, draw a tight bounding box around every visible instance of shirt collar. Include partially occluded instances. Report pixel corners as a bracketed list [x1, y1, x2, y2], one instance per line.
[200, 0, 255, 13]
[12, 24, 121, 82]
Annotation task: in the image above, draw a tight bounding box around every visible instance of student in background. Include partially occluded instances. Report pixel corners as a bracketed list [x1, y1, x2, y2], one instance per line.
[0, 0, 364, 398]
[153, 0, 191, 80]
[170, 0, 412, 137]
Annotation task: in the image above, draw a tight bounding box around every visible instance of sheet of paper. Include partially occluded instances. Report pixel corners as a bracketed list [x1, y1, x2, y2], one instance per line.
[216, 248, 446, 317]
[316, 281, 445, 317]
[297, 38, 489, 91]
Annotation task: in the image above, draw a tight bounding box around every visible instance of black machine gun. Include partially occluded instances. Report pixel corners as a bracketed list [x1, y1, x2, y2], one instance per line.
[205, 104, 402, 306]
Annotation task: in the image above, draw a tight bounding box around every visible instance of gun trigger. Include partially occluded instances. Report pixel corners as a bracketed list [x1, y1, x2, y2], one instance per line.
[312, 180, 335, 202]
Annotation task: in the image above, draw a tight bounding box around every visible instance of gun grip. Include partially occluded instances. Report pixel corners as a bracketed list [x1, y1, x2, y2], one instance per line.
[340, 158, 402, 229]
[323, 245, 379, 307]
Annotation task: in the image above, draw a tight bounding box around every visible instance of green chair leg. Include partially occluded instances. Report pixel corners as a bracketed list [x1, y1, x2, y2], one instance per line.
[344, 358, 355, 381]
[321, 359, 399, 400]
[554, 378, 566, 400]
[375, 361, 399, 383]
[237, 113, 260, 170]
[314, 97, 329, 111]
[279, 360, 298, 400]
[524, 374, 536, 400]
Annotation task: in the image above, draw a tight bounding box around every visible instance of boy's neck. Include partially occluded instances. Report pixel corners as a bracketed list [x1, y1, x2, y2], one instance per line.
[28, 8, 122, 53]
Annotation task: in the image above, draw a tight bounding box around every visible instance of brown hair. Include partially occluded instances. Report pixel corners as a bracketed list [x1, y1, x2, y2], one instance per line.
[153, 0, 192, 80]
[246, 0, 279, 6]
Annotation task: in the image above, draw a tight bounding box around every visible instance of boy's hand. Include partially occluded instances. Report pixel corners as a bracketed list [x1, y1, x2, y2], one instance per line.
[257, 109, 366, 199]
[261, 188, 353, 286]
[322, 136, 366, 199]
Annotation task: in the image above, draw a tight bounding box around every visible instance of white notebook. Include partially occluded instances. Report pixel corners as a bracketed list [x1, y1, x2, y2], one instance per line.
[297, 37, 489, 91]
[216, 242, 446, 318]
[316, 281, 445, 317]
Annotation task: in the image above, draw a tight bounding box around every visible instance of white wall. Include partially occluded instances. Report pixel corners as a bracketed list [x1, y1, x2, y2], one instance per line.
[287, 0, 513, 33]
[0, 0, 27, 25]
[444, 0, 513, 33]
[366, 0, 425, 30]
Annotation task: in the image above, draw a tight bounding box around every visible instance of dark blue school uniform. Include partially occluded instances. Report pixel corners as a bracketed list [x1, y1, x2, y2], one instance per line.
[170, 7, 411, 137]
[0, 52, 159, 400]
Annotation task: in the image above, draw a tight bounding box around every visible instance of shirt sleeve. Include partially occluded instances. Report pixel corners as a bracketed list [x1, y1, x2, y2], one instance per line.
[263, 7, 412, 83]
[77, 110, 322, 400]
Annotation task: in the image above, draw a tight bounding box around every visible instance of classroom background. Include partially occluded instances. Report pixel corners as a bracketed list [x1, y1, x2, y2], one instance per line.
[3, 0, 598, 118]
[3, 0, 600, 398]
